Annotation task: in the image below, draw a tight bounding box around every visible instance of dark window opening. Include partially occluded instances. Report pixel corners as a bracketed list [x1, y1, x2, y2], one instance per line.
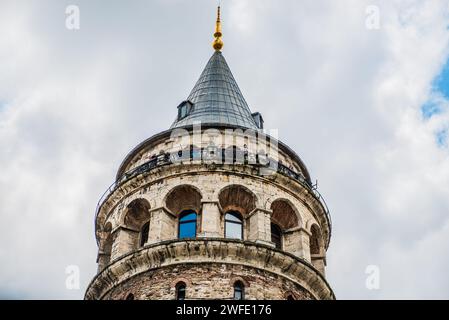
[287, 294, 295, 300]
[271, 223, 282, 249]
[225, 211, 243, 240]
[126, 293, 134, 300]
[177, 101, 193, 120]
[233, 281, 245, 300]
[140, 221, 150, 247]
[310, 225, 322, 255]
[251, 112, 264, 129]
[178, 210, 197, 239]
[176, 282, 186, 300]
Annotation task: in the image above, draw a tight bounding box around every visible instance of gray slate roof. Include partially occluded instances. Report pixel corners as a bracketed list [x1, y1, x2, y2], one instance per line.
[171, 51, 259, 130]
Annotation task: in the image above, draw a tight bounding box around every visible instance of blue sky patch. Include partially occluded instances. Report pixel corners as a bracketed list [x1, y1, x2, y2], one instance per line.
[436, 129, 448, 148]
[421, 100, 441, 119]
[432, 58, 449, 100]
[421, 58, 449, 120]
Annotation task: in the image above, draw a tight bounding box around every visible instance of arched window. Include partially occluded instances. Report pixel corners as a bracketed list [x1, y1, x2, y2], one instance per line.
[125, 293, 134, 300]
[271, 223, 282, 249]
[178, 210, 197, 239]
[286, 294, 295, 300]
[310, 225, 322, 255]
[176, 282, 186, 300]
[233, 281, 244, 300]
[140, 221, 150, 247]
[123, 199, 151, 251]
[225, 211, 243, 240]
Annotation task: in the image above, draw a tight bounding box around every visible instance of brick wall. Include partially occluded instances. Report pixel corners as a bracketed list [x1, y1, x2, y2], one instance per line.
[104, 263, 314, 300]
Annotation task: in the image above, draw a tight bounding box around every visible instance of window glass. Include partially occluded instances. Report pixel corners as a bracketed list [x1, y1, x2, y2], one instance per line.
[180, 105, 187, 118]
[178, 101, 191, 120]
[179, 211, 197, 239]
[226, 213, 241, 223]
[234, 281, 244, 300]
[176, 283, 186, 300]
[225, 212, 243, 240]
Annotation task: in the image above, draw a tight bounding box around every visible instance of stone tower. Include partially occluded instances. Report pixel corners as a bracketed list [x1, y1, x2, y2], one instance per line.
[85, 7, 334, 300]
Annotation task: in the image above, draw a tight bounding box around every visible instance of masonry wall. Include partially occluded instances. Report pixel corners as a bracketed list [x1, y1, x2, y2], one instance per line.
[103, 263, 315, 300]
[98, 167, 328, 271]
[89, 130, 333, 300]
[119, 128, 306, 180]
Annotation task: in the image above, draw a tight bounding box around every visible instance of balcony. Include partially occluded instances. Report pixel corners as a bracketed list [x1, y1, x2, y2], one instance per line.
[94, 147, 332, 244]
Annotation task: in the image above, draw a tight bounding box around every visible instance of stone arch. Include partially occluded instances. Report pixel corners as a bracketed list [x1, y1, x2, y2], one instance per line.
[170, 277, 192, 288]
[123, 198, 151, 231]
[229, 276, 250, 288]
[119, 199, 152, 252]
[218, 184, 256, 217]
[219, 185, 257, 241]
[305, 219, 318, 232]
[310, 224, 323, 255]
[165, 184, 202, 215]
[270, 199, 300, 230]
[309, 223, 326, 275]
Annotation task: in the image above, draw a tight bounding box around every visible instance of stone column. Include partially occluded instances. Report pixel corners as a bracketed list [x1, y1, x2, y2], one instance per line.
[198, 201, 221, 238]
[110, 227, 138, 260]
[147, 207, 176, 244]
[96, 252, 110, 272]
[247, 208, 273, 246]
[311, 255, 326, 276]
[283, 227, 311, 262]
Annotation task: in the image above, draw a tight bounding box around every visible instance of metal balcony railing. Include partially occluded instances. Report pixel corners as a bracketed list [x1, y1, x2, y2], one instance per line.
[94, 148, 332, 243]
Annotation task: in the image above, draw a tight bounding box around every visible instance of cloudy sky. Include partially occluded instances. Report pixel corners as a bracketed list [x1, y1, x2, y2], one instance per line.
[1, 0, 449, 299]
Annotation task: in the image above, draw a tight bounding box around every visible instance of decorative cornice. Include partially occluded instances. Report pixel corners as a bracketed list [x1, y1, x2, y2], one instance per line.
[85, 239, 335, 300]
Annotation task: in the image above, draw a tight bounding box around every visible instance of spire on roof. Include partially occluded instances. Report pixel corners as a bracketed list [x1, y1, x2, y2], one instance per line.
[171, 51, 259, 130]
[213, 6, 223, 51]
[170, 6, 260, 130]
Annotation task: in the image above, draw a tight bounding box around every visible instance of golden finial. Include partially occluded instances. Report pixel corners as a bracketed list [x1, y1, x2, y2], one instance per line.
[213, 6, 223, 51]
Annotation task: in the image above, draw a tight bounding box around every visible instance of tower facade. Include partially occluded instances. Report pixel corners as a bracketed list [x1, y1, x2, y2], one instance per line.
[85, 7, 334, 300]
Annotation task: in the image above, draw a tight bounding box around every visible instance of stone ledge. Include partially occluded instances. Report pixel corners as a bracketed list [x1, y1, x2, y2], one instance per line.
[85, 238, 335, 300]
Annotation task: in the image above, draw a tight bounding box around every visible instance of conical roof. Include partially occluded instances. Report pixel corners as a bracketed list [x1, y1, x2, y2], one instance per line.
[170, 51, 259, 130]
